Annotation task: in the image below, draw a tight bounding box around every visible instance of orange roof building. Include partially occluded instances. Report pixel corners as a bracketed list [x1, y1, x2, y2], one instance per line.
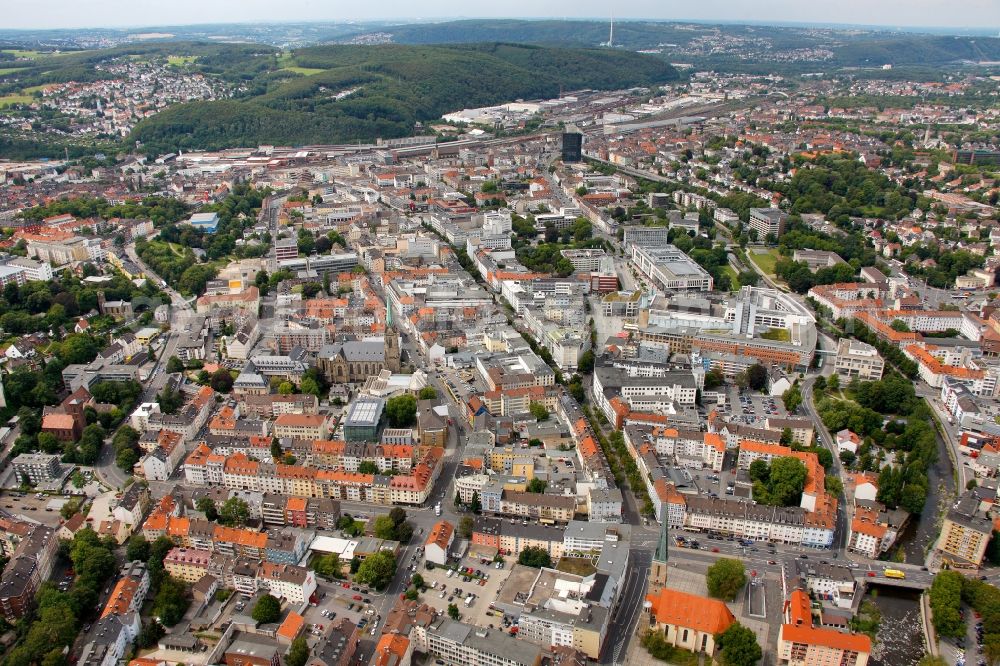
[645, 588, 735, 657]
[101, 577, 141, 618]
[424, 520, 455, 565]
[778, 589, 872, 665]
[276, 611, 305, 643]
[372, 633, 410, 666]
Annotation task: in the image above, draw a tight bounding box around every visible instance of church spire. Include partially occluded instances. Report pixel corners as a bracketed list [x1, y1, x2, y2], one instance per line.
[648, 502, 670, 594]
[654, 502, 669, 566]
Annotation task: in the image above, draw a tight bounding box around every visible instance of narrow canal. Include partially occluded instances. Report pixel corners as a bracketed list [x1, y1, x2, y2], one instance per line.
[897, 414, 956, 564]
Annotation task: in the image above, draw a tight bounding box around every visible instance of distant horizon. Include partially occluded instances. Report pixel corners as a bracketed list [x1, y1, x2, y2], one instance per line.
[2, 17, 1000, 36]
[3, 1, 1000, 34]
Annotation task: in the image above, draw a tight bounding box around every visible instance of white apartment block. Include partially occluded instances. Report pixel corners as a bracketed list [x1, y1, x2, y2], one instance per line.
[834, 338, 885, 381]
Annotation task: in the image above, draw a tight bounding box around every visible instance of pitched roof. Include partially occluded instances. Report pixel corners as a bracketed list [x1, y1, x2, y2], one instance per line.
[780, 623, 872, 654]
[277, 611, 305, 641]
[42, 413, 76, 430]
[646, 588, 735, 636]
[101, 577, 140, 618]
[425, 520, 454, 551]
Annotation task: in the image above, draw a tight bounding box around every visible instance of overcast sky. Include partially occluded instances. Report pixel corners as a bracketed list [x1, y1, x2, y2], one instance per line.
[6, 0, 1000, 31]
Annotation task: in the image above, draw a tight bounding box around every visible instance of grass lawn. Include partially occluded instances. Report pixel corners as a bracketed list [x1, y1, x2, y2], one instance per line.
[750, 248, 781, 277]
[2, 49, 43, 59]
[0, 68, 26, 76]
[556, 557, 597, 576]
[282, 66, 326, 76]
[167, 55, 197, 66]
[0, 94, 33, 107]
[760, 327, 791, 342]
[21, 85, 49, 94]
[720, 264, 740, 291]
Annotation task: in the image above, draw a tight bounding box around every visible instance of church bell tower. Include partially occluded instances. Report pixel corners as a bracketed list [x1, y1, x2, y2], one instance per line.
[648, 502, 670, 594]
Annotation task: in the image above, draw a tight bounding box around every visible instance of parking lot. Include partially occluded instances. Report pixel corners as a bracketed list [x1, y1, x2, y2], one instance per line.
[0, 490, 74, 527]
[725, 388, 787, 425]
[302, 578, 381, 639]
[415, 552, 510, 631]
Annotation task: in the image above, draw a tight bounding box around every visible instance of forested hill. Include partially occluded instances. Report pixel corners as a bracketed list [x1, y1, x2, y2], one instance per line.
[363, 20, 1000, 69]
[130, 43, 678, 153]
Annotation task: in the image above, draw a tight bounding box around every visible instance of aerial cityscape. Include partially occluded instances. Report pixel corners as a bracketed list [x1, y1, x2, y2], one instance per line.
[0, 6, 997, 666]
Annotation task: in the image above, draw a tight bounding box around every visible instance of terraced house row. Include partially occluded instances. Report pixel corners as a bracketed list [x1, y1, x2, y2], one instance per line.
[184, 443, 444, 505]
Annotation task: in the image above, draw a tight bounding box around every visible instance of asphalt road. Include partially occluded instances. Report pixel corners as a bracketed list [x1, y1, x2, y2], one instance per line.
[93, 244, 198, 491]
[797, 375, 849, 551]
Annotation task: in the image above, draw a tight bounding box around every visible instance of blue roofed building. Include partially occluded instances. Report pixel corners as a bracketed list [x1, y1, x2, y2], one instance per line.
[186, 212, 220, 234]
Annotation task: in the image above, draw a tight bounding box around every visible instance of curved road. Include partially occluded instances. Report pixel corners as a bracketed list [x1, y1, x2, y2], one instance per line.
[93, 244, 198, 491]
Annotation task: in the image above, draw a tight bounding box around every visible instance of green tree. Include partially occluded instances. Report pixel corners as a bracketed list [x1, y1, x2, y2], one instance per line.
[277, 382, 294, 395]
[314, 553, 342, 579]
[138, 620, 166, 649]
[359, 461, 379, 474]
[447, 603, 460, 620]
[153, 576, 190, 627]
[300, 377, 321, 397]
[113, 425, 140, 450]
[355, 550, 396, 590]
[385, 394, 417, 427]
[929, 570, 964, 637]
[526, 478, 547, 493]
[984, 634, 1000, 666]
[418, 386, 438, 400]
[518, 547, 552, 568]
[148, 535, 175, 584]
[752, 457, 808, 507]
[219, 497, 250, 527]
[196, 497, 218, 521]
[252, 594, 281, 624]
[60, 499, 81, 520]
[706, 558, 746, 600]
[458, 516, 475, 538]
[210, 368, 234, 393]
[744, 364, 768, 391]
[717, 623, 762, 666]
[126, 535, 150, 562]
[156, 386, 183, 414]
[166, 356, 185, 373]
[37, 432, 60, 454]
[529, 401, 549, 421]
[373, 515, 397, 540]
[469, 491, 482, 514]
[115, 446, 139, 472]
[704, 368, 724, 390]
[286, 637, 309, 666]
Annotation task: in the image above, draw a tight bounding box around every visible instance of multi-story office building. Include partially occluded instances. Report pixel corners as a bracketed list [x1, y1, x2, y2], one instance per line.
[748, 208, 787, 239]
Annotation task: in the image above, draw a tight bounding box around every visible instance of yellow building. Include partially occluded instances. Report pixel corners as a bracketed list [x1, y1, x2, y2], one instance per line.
[163, 547, 211, 584]
[934, 498, 992, 567]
